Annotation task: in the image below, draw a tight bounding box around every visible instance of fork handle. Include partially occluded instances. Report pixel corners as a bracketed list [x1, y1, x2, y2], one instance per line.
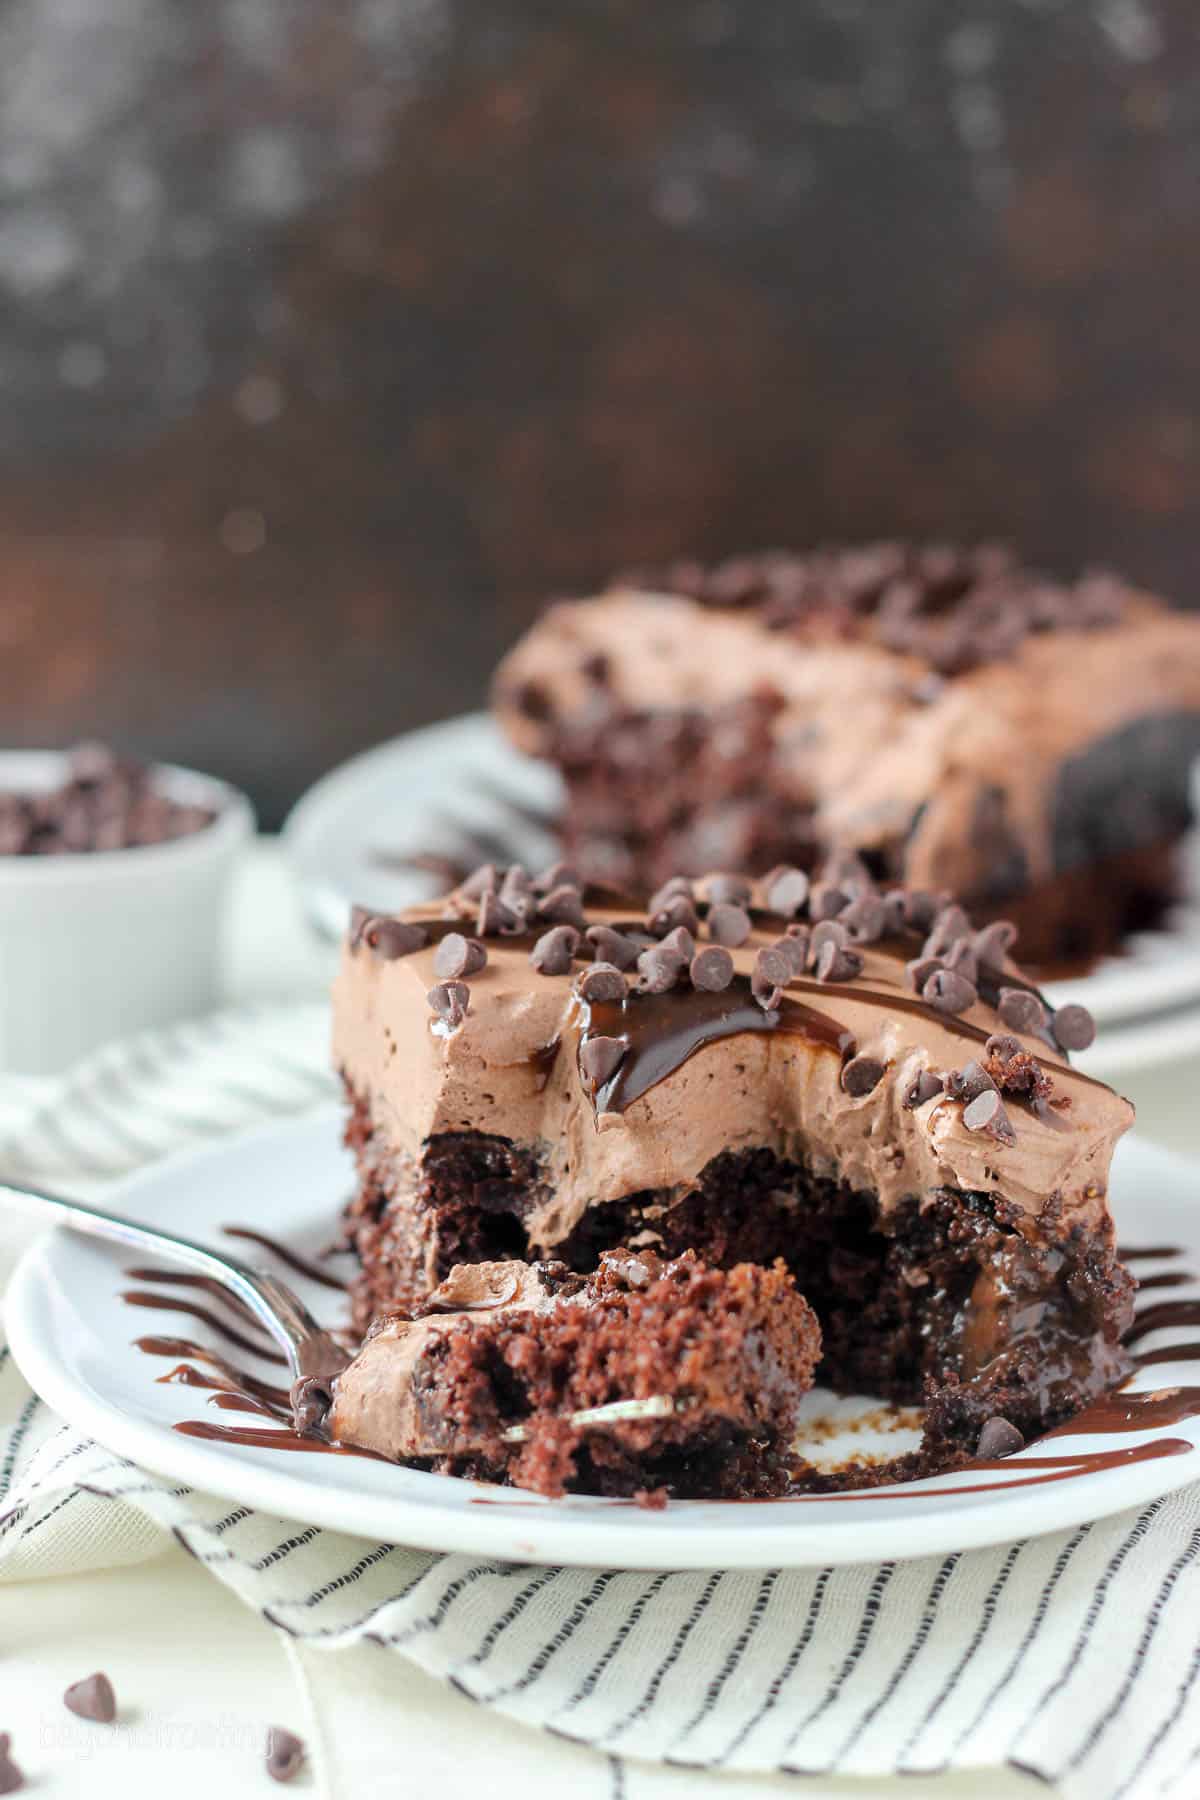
[0, 1177, 348, 1386]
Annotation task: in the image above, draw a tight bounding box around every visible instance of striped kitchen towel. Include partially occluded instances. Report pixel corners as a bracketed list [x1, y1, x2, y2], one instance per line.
[2, 1005, 1200, 1799]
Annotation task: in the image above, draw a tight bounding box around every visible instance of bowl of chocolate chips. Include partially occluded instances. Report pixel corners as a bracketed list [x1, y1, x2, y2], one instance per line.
[0, 744, 254, 1071]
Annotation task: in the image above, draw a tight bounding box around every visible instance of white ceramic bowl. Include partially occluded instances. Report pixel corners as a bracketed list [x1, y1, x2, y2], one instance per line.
[0, 752, 254, 1073]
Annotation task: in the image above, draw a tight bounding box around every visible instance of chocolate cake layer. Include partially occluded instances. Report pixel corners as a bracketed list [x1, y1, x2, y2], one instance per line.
[326, 1250, 822, 1498]
[493, 547, 1200, 963]
[334, 861, 1135, 1476]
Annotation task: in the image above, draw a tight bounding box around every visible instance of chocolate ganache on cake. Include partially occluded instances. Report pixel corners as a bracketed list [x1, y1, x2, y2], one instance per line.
[334, 853, 1135, 1485]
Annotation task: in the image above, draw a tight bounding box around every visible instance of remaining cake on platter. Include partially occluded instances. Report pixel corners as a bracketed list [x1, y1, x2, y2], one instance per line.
[333, 854, 1136, 1492]
[324, 1250, 822, 1498]
[492, 544, 1200, 965]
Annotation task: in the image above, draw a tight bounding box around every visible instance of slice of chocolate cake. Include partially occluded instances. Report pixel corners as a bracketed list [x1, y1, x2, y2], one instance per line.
[492, 544, 1200, 964]
[334, 858, 1135, 1481]
[323, 1251, 821, 1498]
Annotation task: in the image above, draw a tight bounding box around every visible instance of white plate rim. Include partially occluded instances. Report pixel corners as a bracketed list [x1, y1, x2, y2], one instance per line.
[6, 1109, 1200, 1569]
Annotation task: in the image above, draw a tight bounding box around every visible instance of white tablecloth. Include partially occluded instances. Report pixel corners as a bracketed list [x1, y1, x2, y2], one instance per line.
[5, 841, 1198, 1800]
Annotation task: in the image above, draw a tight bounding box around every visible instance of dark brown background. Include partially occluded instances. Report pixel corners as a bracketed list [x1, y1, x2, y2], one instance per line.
[2, 0, 1198, 824]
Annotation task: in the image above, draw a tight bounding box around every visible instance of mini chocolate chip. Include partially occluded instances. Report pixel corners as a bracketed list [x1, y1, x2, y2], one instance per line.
[943, 938, 979, 984]
[690, 946, 734, 991]
[637, 945, 685, 993]
[433, 933, 487, 980]
[882, 889, 908, 933]
[499, 866, 536, 924]
[348, 903, 372, 948]
[808, 882, 849, 922]
[1053, 1003, 1096, 1052]
[997, 987, 1047, 1035]
[707, 902, 751, 947]
[977, 1416, 1025, 1459]
[477, 892, 518, 937]
[576, 962, 627, 1003]
[949, 1059, 997, 1101]
[585, 925, 640, 969]
[580, 1036, 625, 1087]
[809, 918, 848, 964]
[985, 1032, 1024, 1063]
[841, 1055, 885, 1096]
[266, 1727, 306, 1785]
[648, 894, 700, 938]
[902, 889, 939, 931]
[661, 924, 697, 961]
[839, 894, 887, 944]
[771, 934, 806, 977]
[822, 848, 874, 894]
[0, 1735, 23, 1796]
[427, 981, 470, 1026]
[537, 884, 587, 929]
[648, 876, 694, 913]
[500, 862, 532, 899]
[365, 917, 429, 960]
[764, 865, 809, 916]
[533, 859, 582, 895]
[459, 862, 499, 898]
[903, 1069, 944, 1109]
[530, 926, 579, 975]
[814, 941, 863, 983]
[906, 955, 944, 993]
[962, 1087, 1016, 1143]
[755, 946, 794, 991]
[922, 967, 977, 1014]
[973, 919, 1018, 968]
[64, 1674, 116, 1724]
[706, 872, 753, 906]
[924, 904, 972, 957]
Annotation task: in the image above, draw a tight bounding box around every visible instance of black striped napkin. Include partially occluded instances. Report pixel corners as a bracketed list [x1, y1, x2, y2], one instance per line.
[2, 1006, 1198, 1799]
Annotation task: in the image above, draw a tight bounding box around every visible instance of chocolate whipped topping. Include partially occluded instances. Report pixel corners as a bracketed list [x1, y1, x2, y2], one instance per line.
[493, 589, 1200, 897]
[331, 887, 1133, 1258]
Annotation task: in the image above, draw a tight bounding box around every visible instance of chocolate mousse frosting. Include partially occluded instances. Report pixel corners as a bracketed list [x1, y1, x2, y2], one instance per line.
[334, 856, 1136, 1473]
[491, 545, 1200, 962]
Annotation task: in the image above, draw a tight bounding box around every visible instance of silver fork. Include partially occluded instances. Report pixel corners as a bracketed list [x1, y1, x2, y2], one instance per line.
[1, 1177, 679, 1441]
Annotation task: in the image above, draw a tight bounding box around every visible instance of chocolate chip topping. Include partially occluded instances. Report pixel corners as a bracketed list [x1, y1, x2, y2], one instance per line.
[690, 946, 735, 992]
[922, 967, 978, 1015]
[839, 894, 886, 944]
[0, 742, 217, 857]
[0, 1736, 23, 1796]
[903, 1069, 944, 1109]
[364, 917, 428, 960]
[973, 919, 1018, 968]
[906, 955, 944, 994]
[576, 961, 627, 1003]
[648, 893, 700, 938]
[477, 891, 519, 937]
[947, 1059, 997, 1102]
[533, 859, 582, 895]
[814, 940, 863, 983]
[648, 875, 694, 912]
[530, 925, 579, 975]
[433, 933, 488, 980]
[809, 882, 849, 922]
[923, 904, 971, 958]
[637, 944, 685, 993]
[63, 1673, 116, 1724]
[661, 924, 697, 961]
[1053, 1003, 1097, 1053]
[459, 861, 499, 898]
[427, 980, 470, 1026]
[841, 1055, 885, 1096]
[997, 987, 1047, 1035]
[580, 1035, 625, 1086]
[619, 542, 1131, 674]
[763, 865, 809, 916]
[976, 1416, 1025, 1459]
[808, 918, 849, 966]
[266, 1727, 306, 1785]
[705, 872, 753, 906]
[348, 903, 372, 948]
[707, 902, 752, 947]
[537, 884, 587, 929]
[961, 1086, 1016, 1144]
[586, 924, 640, 970]
[772, 932, 807, 976]
[943, 938, 979, 984]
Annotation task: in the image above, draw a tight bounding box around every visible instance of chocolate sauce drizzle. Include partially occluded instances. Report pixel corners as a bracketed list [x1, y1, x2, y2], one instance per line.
[125, 1233, 1200, 1504]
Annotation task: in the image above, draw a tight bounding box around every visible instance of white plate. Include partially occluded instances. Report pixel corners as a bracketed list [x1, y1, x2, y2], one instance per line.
[282, 714, 1200, 1049]
[7, 1111, 1200, 1568]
